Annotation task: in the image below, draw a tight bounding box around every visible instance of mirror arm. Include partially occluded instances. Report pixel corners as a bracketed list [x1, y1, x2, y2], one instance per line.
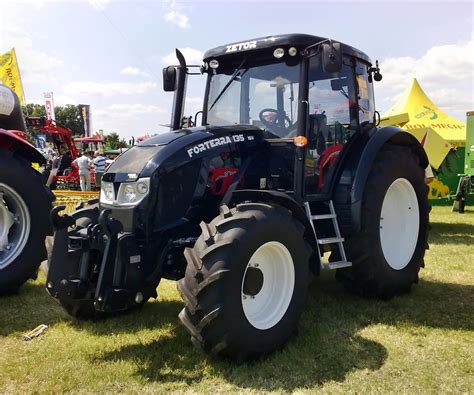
[302, 39, 331, 58]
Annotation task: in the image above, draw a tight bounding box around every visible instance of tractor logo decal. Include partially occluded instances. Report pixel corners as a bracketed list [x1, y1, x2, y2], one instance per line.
[187, 134, 250, 158]
[226, 41, 257, 53]
[415, 106, 438, 120]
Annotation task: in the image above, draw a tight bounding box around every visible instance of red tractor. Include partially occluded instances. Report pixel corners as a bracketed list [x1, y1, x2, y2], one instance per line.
[25, 117, 104, 190]
[0, 85, 54, 293]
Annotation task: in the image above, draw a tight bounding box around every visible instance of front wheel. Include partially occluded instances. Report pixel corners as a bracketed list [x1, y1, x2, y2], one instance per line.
[177, 203, 312, 361]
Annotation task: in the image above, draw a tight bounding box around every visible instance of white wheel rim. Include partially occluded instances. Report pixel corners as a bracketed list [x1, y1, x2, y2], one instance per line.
[241, 241, 295, 330]
[380, 178, 419, 270]
[0, 183, 31, 270]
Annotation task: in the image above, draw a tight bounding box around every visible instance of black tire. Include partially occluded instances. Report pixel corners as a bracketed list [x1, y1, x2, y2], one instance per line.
[336, 145, 429, 299]
[177, 202, 312, 361]
[0, 149, 54, 294]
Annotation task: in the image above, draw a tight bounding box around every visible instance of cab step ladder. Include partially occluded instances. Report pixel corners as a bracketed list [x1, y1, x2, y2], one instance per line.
[304, 200, 352, 270]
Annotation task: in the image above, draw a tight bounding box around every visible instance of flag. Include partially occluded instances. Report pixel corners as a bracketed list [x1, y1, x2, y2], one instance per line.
[43, 92, 56, 121]
[0, 48, 25, 105]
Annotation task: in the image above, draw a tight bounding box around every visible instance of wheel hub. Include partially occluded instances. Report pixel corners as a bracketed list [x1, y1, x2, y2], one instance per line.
[241, 241, 295, 330]
[0, 191, 15, 251]
[0, 183, 31, 270]
[242, 266, 264, 296]
[380, 178, 419, 270]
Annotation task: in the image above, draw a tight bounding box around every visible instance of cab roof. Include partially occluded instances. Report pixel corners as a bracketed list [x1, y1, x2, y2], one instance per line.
[203, 33, 372, 65]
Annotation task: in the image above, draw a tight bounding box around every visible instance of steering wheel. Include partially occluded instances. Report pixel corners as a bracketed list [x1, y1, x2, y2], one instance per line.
[259, 108, 295, 137]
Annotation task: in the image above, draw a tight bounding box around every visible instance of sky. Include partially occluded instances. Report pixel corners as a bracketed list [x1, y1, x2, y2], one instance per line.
[0, 0, 473, 140]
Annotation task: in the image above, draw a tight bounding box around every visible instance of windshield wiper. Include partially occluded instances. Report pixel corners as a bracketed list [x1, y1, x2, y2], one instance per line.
[209, 58, 247, 112]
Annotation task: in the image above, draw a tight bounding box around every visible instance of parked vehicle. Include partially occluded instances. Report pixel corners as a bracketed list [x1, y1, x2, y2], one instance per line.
[46, 34, 429, 361]
[26, 117, 103, 190]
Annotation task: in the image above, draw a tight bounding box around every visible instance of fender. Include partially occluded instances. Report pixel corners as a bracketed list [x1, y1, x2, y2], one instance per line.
[349, 126, 428, 233]
[229, 189, 321, 274]
[0, 129, 46, 165]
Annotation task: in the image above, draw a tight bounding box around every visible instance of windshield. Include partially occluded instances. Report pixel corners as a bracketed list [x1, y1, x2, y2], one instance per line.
[207, 61, 300, 138]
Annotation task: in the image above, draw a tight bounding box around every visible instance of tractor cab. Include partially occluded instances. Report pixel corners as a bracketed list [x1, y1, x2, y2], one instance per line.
[165, 34, 380, 200]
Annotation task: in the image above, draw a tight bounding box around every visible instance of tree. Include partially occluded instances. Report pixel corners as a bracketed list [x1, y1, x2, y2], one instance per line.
[54, 105, 85, 136]
[103, 132, 129, 150]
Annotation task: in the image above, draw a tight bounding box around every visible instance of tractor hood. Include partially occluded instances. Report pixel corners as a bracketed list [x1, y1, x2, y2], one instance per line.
[104, 124, 263, 183]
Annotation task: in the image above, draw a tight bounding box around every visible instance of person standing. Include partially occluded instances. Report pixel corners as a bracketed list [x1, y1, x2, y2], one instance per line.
[73, 151, 91, 191]
[93, 151, 106, 188]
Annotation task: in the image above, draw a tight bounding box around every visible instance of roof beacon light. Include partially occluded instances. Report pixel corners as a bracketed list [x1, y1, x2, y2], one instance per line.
[209, 59, 219, 69]
[273, 48, 285, 59]
[288, 47, 298, 57]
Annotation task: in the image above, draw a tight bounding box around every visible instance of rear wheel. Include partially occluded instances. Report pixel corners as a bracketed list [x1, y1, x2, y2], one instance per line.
[178, 203, 312, 361]
[336, 145, 429, 299]
[0, 150, 53, 294]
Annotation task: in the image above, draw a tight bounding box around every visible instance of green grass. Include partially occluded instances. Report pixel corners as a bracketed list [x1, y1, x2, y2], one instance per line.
[1, 206, 473, 393]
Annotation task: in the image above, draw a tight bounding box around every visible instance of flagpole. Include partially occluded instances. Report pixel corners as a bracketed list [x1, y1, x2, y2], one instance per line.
[12, 47, 26, 105]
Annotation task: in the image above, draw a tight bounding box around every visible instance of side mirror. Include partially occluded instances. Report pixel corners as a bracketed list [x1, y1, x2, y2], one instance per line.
[322, 42, 342, 73]
[162, 66, 177, 92]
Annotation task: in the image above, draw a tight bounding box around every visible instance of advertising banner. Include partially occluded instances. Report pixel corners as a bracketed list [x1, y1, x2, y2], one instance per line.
[43, 92, 56, 121]
[78, 104, 91, 137]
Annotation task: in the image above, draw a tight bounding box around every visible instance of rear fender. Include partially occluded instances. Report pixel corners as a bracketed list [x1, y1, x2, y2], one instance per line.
[349, 126, 428, 233]
[0, 129, 46, 165]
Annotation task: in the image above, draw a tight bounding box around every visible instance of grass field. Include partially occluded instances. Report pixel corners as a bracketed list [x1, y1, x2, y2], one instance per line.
[0, 206, 473, 393]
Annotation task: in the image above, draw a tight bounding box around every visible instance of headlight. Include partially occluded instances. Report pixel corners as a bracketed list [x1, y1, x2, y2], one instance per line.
[137, 181, 148, 194]
[123, 184, 136, 202]
[116, 177, 150, 206]
[100, 178, 150, 206]
[100, 181, 115, 204]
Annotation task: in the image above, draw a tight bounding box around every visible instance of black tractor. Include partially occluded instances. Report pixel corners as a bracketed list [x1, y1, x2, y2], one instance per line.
[46, 34, 429, 361]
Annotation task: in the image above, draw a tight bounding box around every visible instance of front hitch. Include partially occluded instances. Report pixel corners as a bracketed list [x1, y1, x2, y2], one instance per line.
[46, 204, 99, 299]
[47, 205, 153, 314]
[46, 206, 77, 297]
[50, 205, 75, 231]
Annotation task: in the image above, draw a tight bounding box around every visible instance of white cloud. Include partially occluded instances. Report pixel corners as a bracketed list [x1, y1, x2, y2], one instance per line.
[184, 96, 203, 117]
[163, 0, 190, 29]
[95, 103, 165, 119]
[376, 37, 473, 121]
[162, 47, 203, 65]
[63, 81, 157, 97]
[1, 26, 63, 86]
[120, 66, 150, 78]
[88, 0, 111, 10]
